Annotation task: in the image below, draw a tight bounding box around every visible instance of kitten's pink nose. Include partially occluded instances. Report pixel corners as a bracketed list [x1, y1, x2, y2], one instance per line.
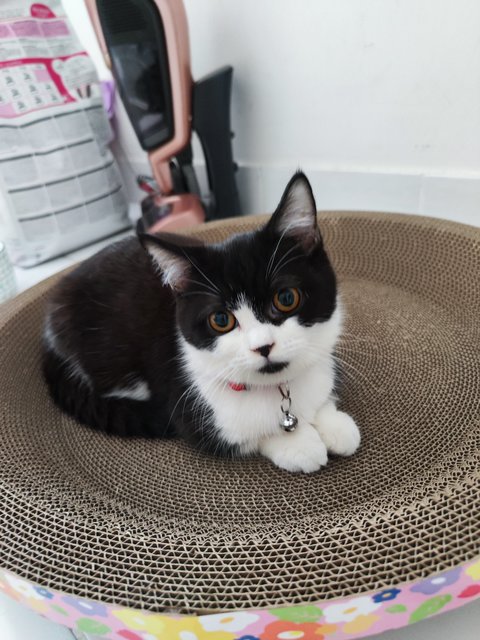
[253, 343, 275, 358]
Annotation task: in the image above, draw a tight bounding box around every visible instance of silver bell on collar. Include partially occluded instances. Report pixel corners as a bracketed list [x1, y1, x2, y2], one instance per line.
[280, 411, 298, 432]
[278, 383, 298, 432]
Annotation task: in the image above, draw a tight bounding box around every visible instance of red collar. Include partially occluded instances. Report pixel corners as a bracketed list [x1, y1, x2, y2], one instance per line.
[227, 381, 291, 392]
[228, 382, 248, 392]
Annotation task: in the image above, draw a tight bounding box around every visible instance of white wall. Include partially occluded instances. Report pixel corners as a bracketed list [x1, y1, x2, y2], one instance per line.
[187, 0, 479, 171]
[65, 0, 480, 224]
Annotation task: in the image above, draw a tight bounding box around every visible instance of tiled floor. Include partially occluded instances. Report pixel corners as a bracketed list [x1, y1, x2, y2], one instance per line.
[13, 230, 132, 295]
[1, 591, 480, 640]
[0, 592, 74, 639]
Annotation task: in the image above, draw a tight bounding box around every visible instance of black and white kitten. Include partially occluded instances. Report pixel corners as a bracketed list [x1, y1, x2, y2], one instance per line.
[43, 172, 360, 473]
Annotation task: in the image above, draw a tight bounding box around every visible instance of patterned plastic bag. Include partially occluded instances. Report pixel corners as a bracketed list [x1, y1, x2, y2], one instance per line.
[0, 0, 128, 266]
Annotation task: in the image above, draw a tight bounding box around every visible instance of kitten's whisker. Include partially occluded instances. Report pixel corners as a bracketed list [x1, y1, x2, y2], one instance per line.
[268, 244, 297, 279]
[338, 332, 377, 344]
[310, 347, 377, 402]
[271, 254, 302, 279]
[167, 386, 194, 428]
[180, 291, 218, 299]
[193, 366, 241, 437]
[331, 362, 371, 401]
[265, 221, 298, 278]
[335, 346, 372, 358]
[185, 278, 219, 296]
[162, 353, 184, 368]
[182, 253, 221, 294]
[330, 353, 381, 394]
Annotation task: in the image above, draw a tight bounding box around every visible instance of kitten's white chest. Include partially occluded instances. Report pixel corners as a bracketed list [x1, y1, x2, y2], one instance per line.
[205, 361, 334, 450]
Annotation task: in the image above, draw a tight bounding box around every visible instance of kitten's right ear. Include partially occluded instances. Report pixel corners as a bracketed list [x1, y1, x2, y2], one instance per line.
[266, 171, 321, 252]
[139, 232, 202, 291]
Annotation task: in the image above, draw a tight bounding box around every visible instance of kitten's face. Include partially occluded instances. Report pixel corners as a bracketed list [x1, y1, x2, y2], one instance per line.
[175, 230, 339, 386]
[142, 172, 339, 386]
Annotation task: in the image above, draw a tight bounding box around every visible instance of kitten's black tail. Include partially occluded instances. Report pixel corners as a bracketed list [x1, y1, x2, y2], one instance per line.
[42, 348, 173, 438]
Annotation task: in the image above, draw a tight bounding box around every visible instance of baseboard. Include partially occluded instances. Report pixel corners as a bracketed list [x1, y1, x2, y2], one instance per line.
[234, 164, 480, 227]
[115, 157, 480, 228]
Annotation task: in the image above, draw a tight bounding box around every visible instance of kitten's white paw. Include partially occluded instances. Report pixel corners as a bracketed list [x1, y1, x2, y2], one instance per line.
[313, 402, 360, 456]
[259, 424, 328, 473]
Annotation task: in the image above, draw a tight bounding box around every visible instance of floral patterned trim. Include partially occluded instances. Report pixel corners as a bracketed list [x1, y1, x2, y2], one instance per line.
[1, 557, 479, 640]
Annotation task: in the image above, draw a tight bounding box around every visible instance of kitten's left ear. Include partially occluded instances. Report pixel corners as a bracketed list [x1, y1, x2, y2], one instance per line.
[266, 171, 321, 252]
[139, 232, 203, 291]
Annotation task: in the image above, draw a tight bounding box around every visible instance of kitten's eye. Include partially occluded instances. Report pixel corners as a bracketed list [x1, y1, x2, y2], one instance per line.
[273, 287, 301, 313]
[208, 310, 237, 333]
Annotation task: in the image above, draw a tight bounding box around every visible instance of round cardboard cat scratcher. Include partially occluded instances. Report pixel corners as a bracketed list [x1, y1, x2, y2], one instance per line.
[0, 212, 479, 640]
